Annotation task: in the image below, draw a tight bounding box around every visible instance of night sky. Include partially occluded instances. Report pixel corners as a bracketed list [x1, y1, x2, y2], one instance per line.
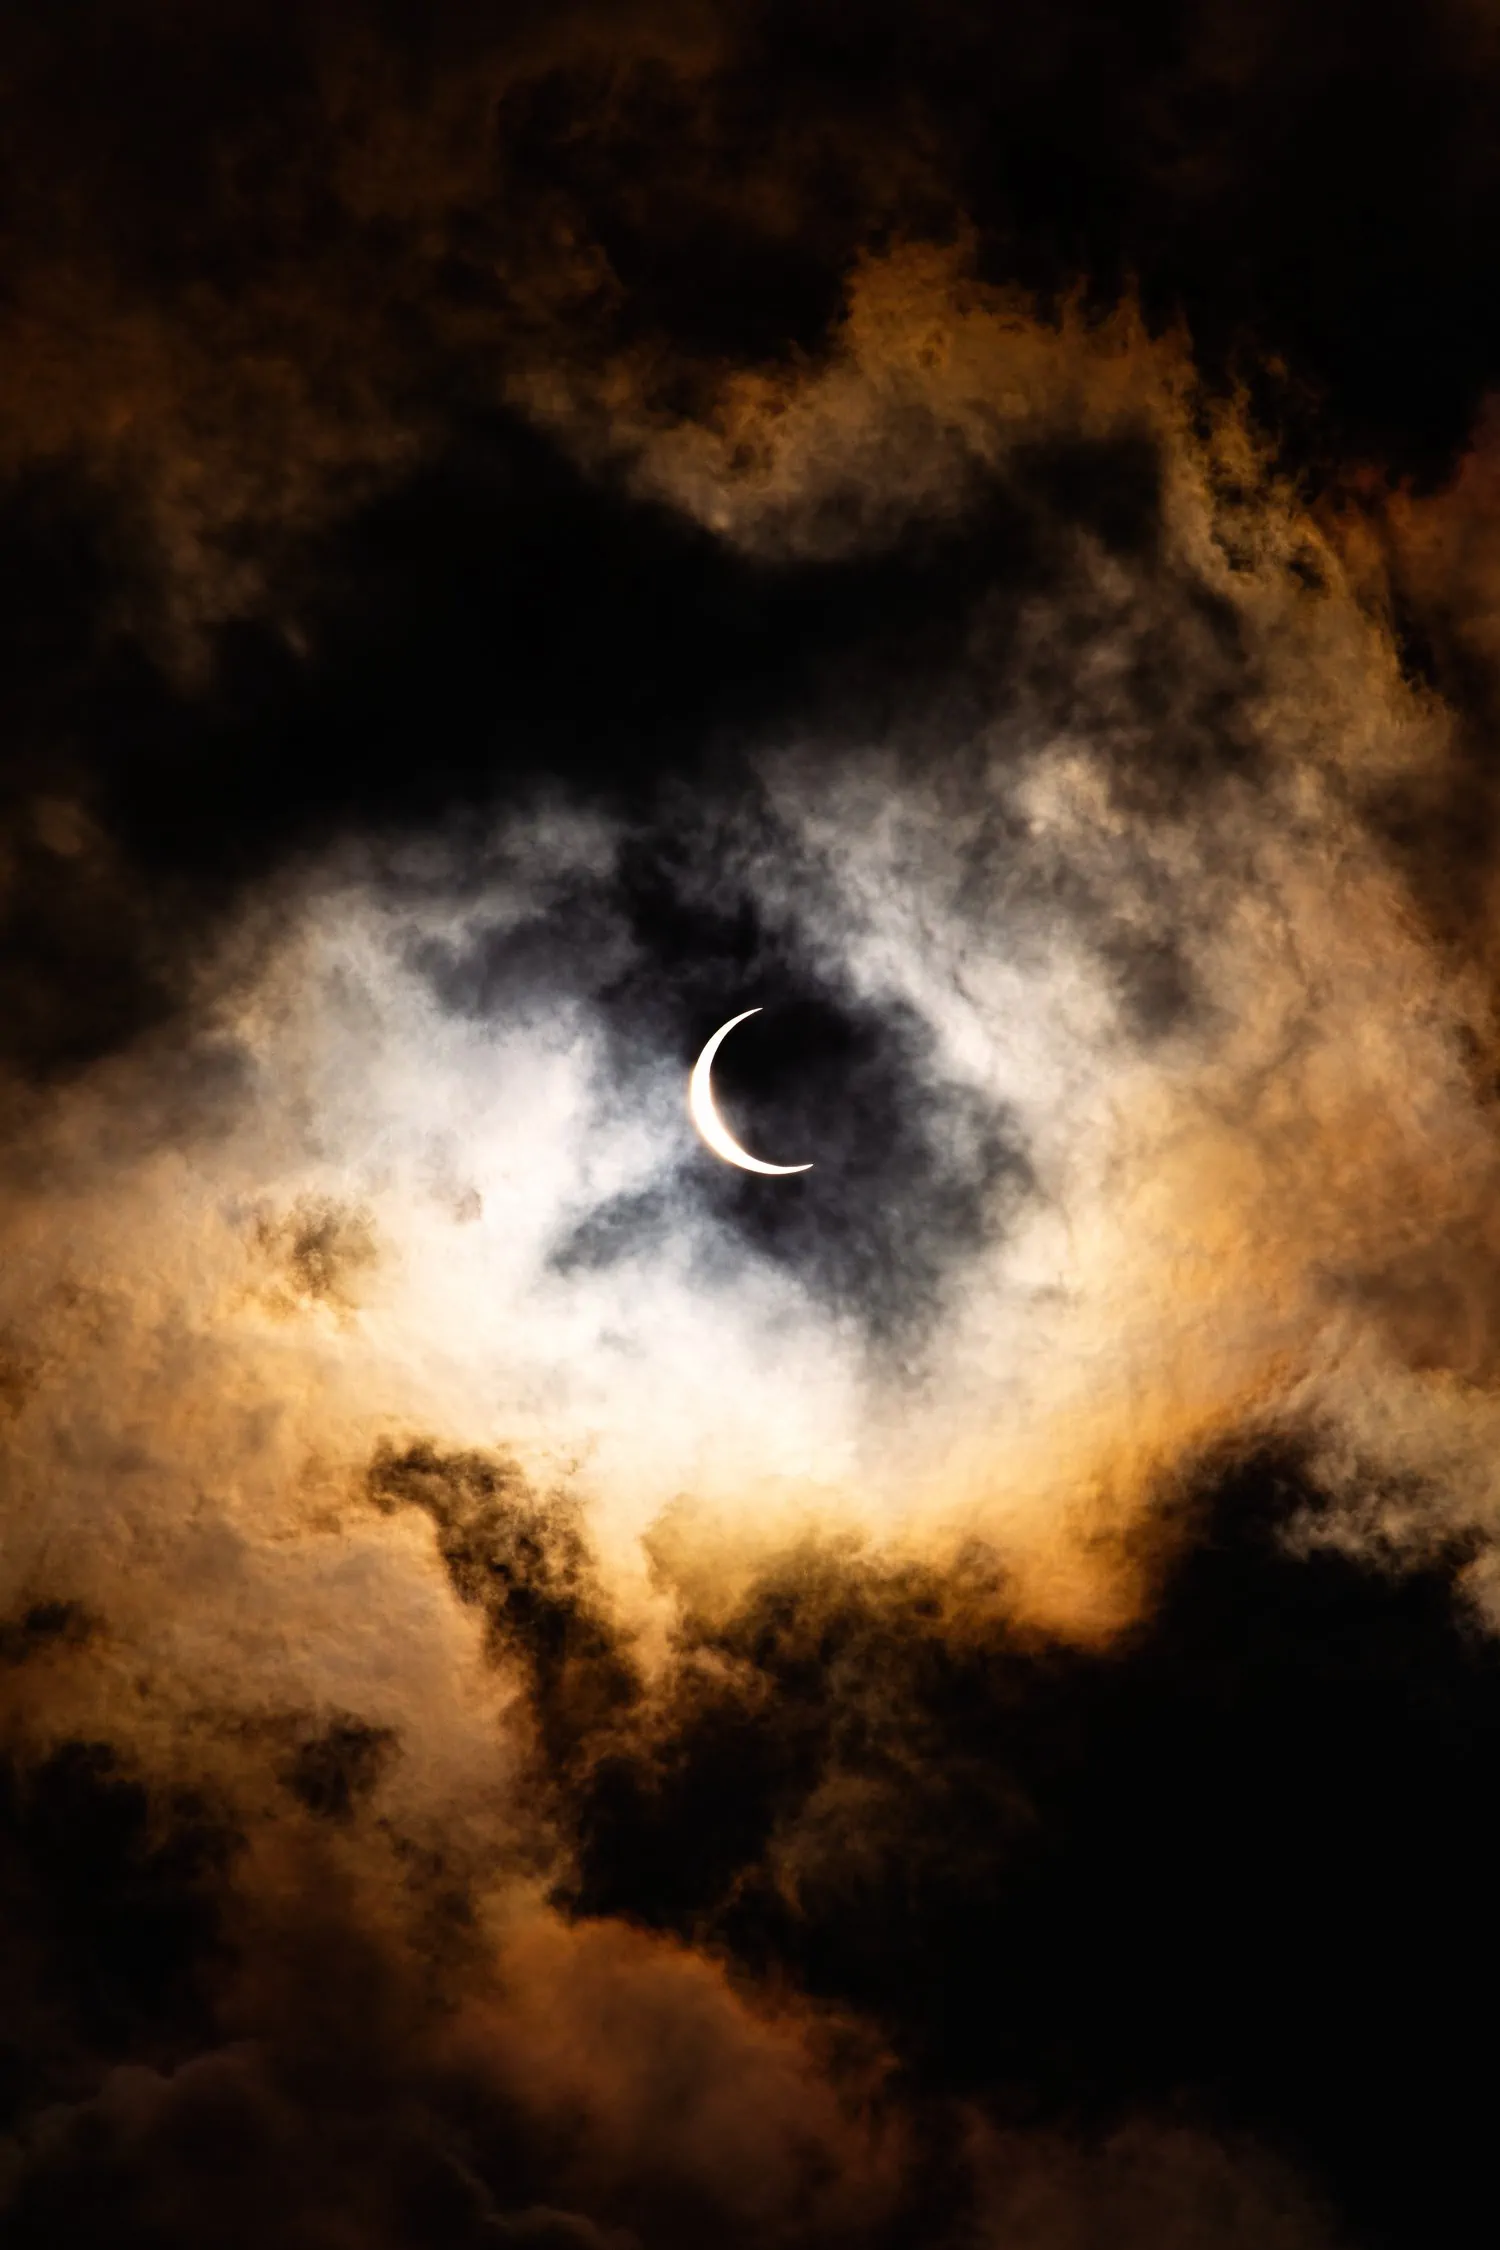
[4, 8, 1500, 2248]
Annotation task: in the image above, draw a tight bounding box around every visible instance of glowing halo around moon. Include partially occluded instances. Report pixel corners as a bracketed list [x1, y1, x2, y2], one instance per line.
[688, 1009, 813, 1176]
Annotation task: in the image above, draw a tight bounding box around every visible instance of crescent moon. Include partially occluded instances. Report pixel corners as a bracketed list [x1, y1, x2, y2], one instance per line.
[688, 1010, 813, 1176]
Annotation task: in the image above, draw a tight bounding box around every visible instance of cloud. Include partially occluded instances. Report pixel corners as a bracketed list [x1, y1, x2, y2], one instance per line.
[8, 15, 1500, 2247]
[1, 0, 1498, 662]
[5, 1435, 1465, 2245]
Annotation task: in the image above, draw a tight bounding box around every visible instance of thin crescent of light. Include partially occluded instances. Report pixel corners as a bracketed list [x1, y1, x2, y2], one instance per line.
[688, 1009, 813, 1176]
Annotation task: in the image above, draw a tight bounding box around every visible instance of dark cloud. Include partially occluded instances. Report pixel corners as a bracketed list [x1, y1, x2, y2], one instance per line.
[0, 2, 1492, 889]
[562, 1444, 1500, 2249]
[2, 1440, 1492, 2246]
[0, 1740, 234, 2127]
[367, 1440, 639, 1781]
[253, 1196, 381, 1316]
[0, 1601, 94, 1669]
[4, 1, 1496, 483]
[280, 1715, 399, 1824]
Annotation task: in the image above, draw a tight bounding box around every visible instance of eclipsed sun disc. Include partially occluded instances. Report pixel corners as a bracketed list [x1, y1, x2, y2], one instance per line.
[688, 1010, 813, 1176]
